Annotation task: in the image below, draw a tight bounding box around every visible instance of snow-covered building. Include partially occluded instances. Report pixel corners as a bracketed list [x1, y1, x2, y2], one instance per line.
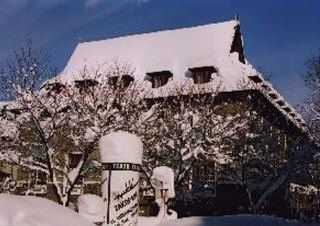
[51, 19, 305, 130]
[45, 18, 310, 215]
[1, 19, 312, 216]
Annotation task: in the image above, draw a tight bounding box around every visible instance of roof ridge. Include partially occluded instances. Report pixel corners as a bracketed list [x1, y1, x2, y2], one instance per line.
[78, 19, 239, 47]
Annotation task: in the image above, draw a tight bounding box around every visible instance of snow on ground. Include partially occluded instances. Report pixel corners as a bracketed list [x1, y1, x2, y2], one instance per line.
[0, 194, 94, 226]
[138, 216, 163, 226]
[1, 194, 318, 226]
[153, 215, 319, 226]
[78, 194, 104, 223]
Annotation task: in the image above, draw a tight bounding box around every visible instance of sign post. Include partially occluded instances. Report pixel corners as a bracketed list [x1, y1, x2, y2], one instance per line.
[99, 131, 143, 226]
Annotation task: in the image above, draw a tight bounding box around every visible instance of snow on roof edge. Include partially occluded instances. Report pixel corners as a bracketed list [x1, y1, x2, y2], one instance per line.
[248, 73, 306, 130]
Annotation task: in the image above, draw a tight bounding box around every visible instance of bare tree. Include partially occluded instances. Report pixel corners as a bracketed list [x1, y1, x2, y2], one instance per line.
[139, 84, 247, 198]
[0, 45, 157, 206]
[140, 79, 312, 215]
[302, 51, 320, 213]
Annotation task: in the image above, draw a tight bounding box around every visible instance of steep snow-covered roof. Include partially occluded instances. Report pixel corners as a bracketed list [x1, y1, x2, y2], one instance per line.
[57, 20, 247, 90]
[52, 19, 305, 129]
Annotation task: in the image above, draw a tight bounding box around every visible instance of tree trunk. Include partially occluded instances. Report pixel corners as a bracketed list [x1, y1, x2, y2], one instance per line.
[255, 171, 289, 211]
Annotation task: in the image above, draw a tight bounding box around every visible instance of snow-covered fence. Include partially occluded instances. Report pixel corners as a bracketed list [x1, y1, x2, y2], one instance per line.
[99, 131, 143, 226]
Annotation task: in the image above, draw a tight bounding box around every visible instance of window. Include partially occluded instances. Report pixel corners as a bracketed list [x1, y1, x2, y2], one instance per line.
[8, 108, 21, 115]
[268, 93, 278, 99]
[276, 100, 285, 106]
[193, 162, 215, 182]
[147, 71, 173, 88]
[189, 66, 217, 84]
[34, 170, 47, 185]
[283, 107, 291, 113]
[40, 108, 51, 118]
[0, 109, 6, 118]
[248, 75, 263, 83]
[192, 161, 216, 195]
[109, 75, 134, 88]
[261, 84, 271, 91]
[45, 82, 65, 94]
[69, 153, 83, 185]
[69, 153, 82, 169]
[75, 79, 98, 94]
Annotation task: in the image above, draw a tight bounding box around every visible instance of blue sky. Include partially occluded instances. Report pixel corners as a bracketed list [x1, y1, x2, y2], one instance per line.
[1, 0, 320, 105]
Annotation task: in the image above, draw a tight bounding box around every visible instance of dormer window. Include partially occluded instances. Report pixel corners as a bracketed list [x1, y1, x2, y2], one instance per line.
[289, 112, 295, 117]
[276, 100, 285, 106]
[189, 66, 217, 84]
[109, 75, 134, 88]
[0, 109, 5, 118]
[7, 107, 21, 115]
[40, 108, 51, 118]
[261, 84, 271, 91]
[75, 79, 98, 93]
[268, 93, 278, 99]
[147, 71, 173, 88]
[45, 82, 65, 94]
[249, 75, 263, 83]
[283, 107, 291, 113]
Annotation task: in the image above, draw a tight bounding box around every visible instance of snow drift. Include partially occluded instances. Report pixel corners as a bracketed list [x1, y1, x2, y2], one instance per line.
[0, 194, 94, 226]
[77, 194, 104, 224]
